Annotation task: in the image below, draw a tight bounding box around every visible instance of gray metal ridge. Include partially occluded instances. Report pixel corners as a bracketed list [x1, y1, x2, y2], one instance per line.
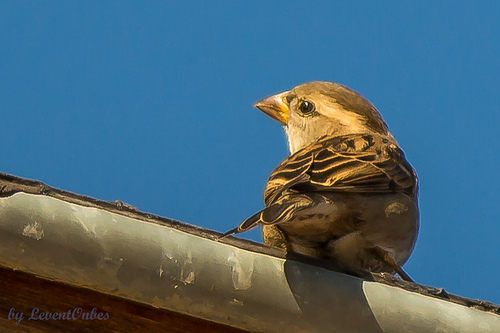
[0, 172, 499, 332]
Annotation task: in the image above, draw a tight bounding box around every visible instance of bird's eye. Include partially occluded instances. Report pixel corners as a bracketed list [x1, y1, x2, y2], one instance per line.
[298, 100, 315, 114]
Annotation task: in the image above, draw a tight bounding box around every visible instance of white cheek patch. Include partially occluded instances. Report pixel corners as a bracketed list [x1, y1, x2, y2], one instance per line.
[285, 112, 309, 153]
[284, 104, 368, 154]
[285, 122, 320, 154]
[283, 126, 295, 153]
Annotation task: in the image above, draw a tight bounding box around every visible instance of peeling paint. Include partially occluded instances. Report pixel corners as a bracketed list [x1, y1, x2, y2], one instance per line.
[180, 252, 195, 285]
[228, 251, 254, 291]
[22, 221, 44, 240]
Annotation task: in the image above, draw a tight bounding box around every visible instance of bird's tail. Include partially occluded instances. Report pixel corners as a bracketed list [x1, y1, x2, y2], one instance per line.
[219, 210, 262, 239]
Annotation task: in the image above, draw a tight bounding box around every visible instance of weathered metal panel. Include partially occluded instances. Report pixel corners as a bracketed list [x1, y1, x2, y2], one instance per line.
[0, 191, 498, 332]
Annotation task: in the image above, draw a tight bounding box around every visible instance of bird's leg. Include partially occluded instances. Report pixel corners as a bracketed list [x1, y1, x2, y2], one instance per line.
[372, 247, 414, 283]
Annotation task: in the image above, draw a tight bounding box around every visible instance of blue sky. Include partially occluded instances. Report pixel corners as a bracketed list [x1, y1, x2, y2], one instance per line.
[1, 2, 499, 305]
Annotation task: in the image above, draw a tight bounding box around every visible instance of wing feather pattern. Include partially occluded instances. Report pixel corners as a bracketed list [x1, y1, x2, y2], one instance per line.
[232, 133, 417, 234]
[264, 133, 417, 205]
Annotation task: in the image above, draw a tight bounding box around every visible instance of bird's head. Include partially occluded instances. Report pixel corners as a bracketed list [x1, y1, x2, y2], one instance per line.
[254, 81, 390, 153]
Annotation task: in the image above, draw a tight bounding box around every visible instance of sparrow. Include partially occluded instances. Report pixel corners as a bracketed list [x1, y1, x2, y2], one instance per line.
[225, 81, 419, 281]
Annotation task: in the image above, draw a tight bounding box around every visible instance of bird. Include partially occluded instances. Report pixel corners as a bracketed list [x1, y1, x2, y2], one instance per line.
[224, 81, 419, 282]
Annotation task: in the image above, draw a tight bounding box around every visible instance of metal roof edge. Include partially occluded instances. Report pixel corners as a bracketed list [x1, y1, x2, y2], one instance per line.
[0, 172, 498, 332]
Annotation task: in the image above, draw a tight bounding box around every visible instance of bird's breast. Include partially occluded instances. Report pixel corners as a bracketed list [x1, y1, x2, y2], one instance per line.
[273, 192, 419, 265]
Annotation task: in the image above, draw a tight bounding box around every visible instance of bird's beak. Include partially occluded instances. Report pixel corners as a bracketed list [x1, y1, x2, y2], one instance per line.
[254, 91, 290, 125]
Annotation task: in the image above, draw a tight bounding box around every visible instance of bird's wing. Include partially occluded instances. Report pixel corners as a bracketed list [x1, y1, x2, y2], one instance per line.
[264, 133, 417, 205]
[227, 134, 417, 235]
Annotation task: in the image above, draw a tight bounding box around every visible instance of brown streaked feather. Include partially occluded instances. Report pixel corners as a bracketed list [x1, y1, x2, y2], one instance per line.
[264, 133, 417, 206]
[236, 194, 317, 233]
